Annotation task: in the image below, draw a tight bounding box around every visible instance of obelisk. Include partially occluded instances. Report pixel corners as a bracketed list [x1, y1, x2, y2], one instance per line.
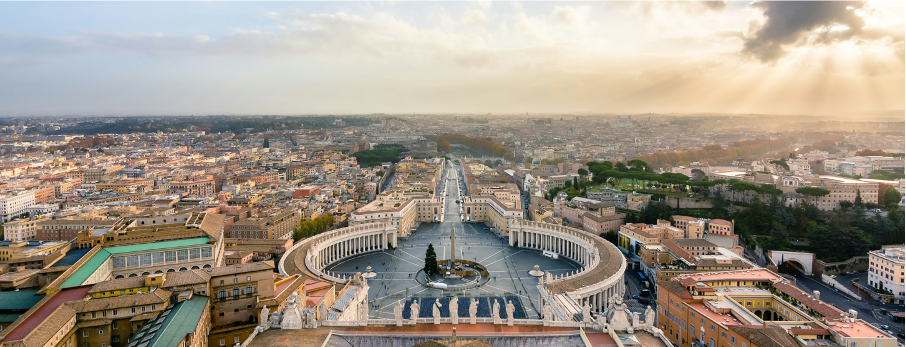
[449, 226, 456, 269]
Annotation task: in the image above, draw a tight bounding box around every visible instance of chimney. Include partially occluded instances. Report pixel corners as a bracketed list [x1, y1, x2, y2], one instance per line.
[452, 327, 457, 343]
[813, 290, 820, 300]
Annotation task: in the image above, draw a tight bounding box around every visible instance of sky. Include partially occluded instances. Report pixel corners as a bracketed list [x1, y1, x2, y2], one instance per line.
[0, 1, 903, 117]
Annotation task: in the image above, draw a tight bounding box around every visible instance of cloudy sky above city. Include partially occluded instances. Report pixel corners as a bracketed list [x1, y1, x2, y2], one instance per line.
[0, 1, 903, 116]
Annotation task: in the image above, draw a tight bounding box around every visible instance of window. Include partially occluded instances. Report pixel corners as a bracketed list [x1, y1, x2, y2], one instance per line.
[151, 305, 156, 310]
[731, 336, 737, 344]
[83, 343, 89, 347]
[98, 330, 104, 334]
[220, 289, 225, 298]
[246, 285, 252, 294]
[233, 278, 238, 284]
[219, 312, 224, 316]
[710, 324, 715, 331]
[234, 337, 240, 343]
[112, 309, 117, 316]
[91, 312, 96, 319]
[112, 323, 118, 329]
[721, 332, 726, 338]
[233, 288, 239, 296]
[112, 336, 120, 343]
[131, 307, 136, 314]
[220, 340, 225, 346]
[83, 331, 89, 337]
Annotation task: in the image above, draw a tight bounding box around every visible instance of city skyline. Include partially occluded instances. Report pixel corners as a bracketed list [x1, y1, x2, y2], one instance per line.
[0, 1, 903, 116]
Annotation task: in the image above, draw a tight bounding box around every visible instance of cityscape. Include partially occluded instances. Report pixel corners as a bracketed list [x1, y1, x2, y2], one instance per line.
[0, 2, 903, 347]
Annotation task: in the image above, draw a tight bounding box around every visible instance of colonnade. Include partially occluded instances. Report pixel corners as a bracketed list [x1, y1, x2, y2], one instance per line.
[514, 228, 593, 267]
[312, 232, 389, 269]
[510, 220, 626, 316]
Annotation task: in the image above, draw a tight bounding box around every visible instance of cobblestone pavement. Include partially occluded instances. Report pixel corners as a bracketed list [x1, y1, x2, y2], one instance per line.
[324, 160, 582, 320]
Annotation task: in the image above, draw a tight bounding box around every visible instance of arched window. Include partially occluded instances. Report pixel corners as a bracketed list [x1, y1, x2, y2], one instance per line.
[220, 289, 225, 298]
[246, 285, 252, 294]
[233, 287, 239, 296]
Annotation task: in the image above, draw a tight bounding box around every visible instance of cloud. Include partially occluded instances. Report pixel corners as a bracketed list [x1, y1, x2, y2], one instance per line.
[475, 1, 491, 10]
[632, 1, 727, 19]
[550, 6, 590, 27]
[265, 12, 281, 20]
[461, 9, 488, 26]
[742, 1, 873, 62]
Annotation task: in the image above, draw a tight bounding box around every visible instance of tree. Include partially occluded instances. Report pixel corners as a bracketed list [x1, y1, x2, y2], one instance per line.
[839, 200, 853, 211]
[615, 162, 629, 172]
[795, 187, 830, 205]
[424, 243, 439, 277]
[854, 190, 863, 209]
[578, 168, 588, 177]
[882, 187, 902, 210]
[600, 231, 618, 245]
[376, 170, 385, 177]
[627, 159, 648, 171]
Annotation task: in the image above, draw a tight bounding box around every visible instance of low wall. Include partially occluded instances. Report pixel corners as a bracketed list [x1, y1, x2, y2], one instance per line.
[815, 256, 869, 276]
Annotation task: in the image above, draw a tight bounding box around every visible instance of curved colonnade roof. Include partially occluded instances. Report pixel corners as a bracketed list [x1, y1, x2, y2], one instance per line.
[516, 221, 625, 295]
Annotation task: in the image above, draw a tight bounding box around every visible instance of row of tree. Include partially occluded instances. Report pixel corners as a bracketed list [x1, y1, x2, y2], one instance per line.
[638, 137, 796, 168]
[291, 214, 336, 242]
[435, 133, 510, 159]
[351, 144, 409, 167]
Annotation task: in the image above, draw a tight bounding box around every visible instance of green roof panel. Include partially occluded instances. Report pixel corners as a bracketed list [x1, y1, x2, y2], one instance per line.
[60, 238, 211, 289]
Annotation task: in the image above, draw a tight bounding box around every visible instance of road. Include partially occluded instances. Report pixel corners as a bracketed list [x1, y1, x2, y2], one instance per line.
[791, 271, 905, 342]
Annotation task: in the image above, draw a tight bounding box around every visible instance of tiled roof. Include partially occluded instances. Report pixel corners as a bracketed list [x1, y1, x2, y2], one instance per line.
[161, 270, 211, 288]
[727, 325, 798, 347]
[772, 282, 845, 320]
[66, 289, 172, 313]
[199, 261, 274, 278]
[87, 277, 147, 294]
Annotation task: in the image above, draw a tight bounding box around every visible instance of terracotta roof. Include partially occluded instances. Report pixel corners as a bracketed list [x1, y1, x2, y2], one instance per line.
[161, 270, 211, 288]
[87, 277, 147, 294]
[66, 289, 172, 313]
[772, 282, 845, 320]
[789, 328, 830, 335]
[727, 325, 798, 347]
[658, 281, 691, 299]
[669, 239, 717, 248]
[662, 241, 694, 263]
[200, 261, 274, 278]
[710, 219, 732, 226]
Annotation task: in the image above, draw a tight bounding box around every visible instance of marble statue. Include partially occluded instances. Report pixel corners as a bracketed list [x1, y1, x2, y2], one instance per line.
[432, 299, 441, 324]
[409, 300, 420, 324]
[505, 300, 515, 326]
[542, 302, 552, 322]
[644, 305, 655, 327]
[632, 312, 641, 328]
[280, 298, 302, 329]
[268, 311, 282, 329]
[308, 308, 319, 328]
[582, 302, 591, 323]
[359, 300, 369, 322]
[606, 294, 632, 330]
[492, 300, 502, 325]
[259, 306, 270, 328]
[606, 296, 615, 314]
[394, 300, 404, 326]
[450, 297, 459, 325]
[319, 303, 328, 323]
[353, 272, 362, 285]
[469, 298, 478, 324]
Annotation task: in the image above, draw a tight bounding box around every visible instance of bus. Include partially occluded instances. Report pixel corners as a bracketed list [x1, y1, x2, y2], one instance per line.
[637, 271, 647, 282]
[542, 250, 559, 260]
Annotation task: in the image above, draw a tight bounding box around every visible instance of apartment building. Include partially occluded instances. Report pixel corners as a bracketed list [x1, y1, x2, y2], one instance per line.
[657, 269, 895, 347]
[0, 191, 35, 223]
[36, 219, 121, 242]
[227, 208, 301, 240]
[868, 245, 905, 303]
[168, 179, 216, 197]
[349, 194, 443, 237]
